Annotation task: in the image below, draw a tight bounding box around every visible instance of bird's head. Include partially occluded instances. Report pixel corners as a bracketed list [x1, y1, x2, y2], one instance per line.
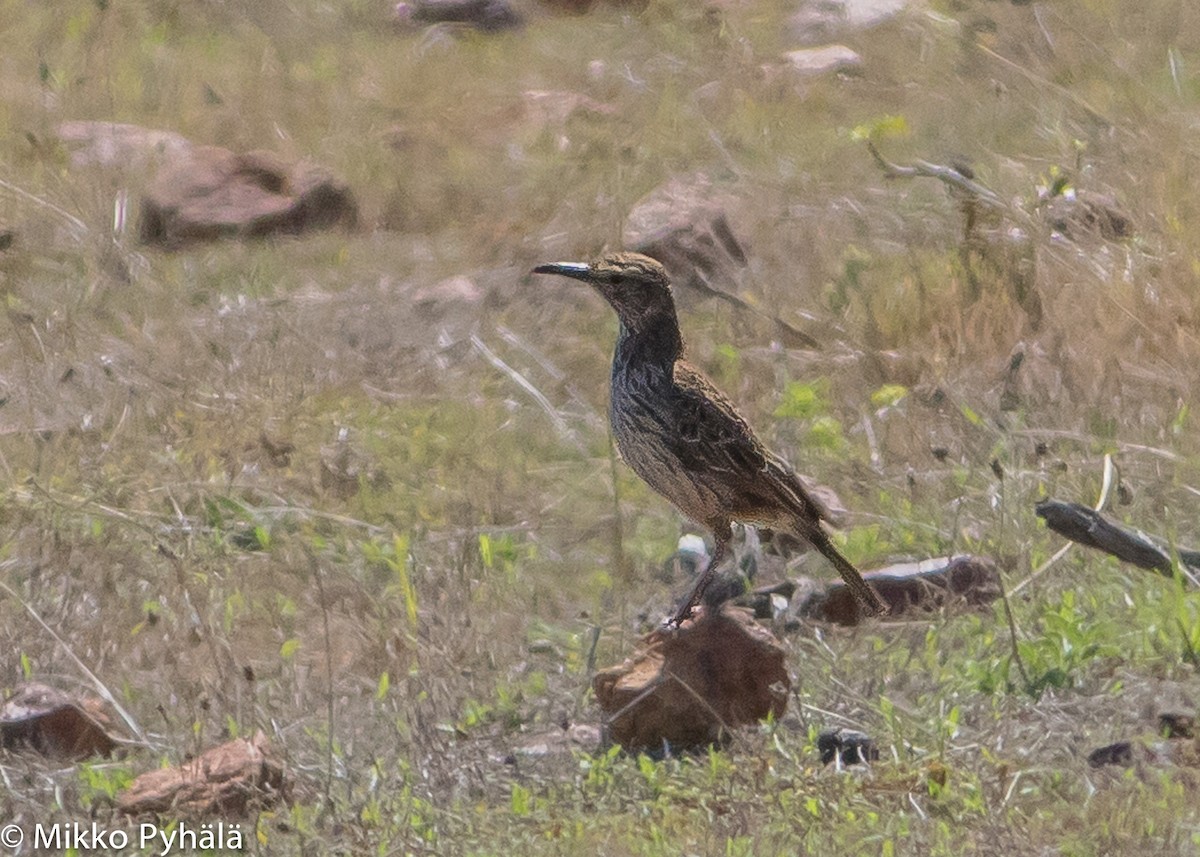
[533, 252, 676, 333]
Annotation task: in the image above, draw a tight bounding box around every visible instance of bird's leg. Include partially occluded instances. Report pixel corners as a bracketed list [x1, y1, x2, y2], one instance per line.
[668, 526, 730, 627]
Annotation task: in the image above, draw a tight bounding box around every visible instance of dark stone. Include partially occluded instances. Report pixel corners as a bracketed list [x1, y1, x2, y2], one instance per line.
[395, 0, 522, 31]
[1160, 713, 1196, 739]
[818, 728, 878, 765]
[1036, 499, 1200, 576]
[1088, 741, 1134, 768]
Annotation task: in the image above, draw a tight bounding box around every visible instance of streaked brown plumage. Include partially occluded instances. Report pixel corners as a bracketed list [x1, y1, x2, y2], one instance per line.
[533, 251, 887, 624]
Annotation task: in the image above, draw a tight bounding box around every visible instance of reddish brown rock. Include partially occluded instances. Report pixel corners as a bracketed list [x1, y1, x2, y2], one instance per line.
[801, 555, 1001, 625]
[0, 682, 122, 760]
[592, 606, 789, 752]
[117, 731, 286, 817]
[139, 147, 357, 247]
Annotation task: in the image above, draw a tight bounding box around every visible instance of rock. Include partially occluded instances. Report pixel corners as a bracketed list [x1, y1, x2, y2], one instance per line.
[1043, 190, 1132, 242]
[522, 90, 617, 128]
[320, 428, 385, 498]
[623, 173, 749, 304]
[788, 0, 915, 44]
[735, 579, 798, 620]
[117, 731, 286, 817]
[256, 431, 295, 468]
[412, 275, 484, 320]
[781, 45, 862, 76]
[1160, 713, 1196, 739]
[592, 605, 789, 753]
[510, 722, 603, 759]
[56, 121, 193, 169]
[139, 147, 357, 247]
[394, 0, 522, 31]
[0, 682, 121, 760]
[658, 533, 709, 583]
[1087, 737, 1200, 771]
[800, 555, 1002, 625]
[817, 728, 878, 765]
[535, 0, 648, 11]
[622, 174, 820, 348]
[1088, 741, 1134, 768]
[1035, 499, 1200, 577]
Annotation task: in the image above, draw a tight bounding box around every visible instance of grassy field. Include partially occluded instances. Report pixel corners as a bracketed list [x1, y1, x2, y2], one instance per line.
[2, 0, 1200, 853]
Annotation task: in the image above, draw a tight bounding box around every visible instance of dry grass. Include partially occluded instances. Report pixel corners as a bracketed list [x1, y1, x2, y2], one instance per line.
[1, 0, 1199, 853]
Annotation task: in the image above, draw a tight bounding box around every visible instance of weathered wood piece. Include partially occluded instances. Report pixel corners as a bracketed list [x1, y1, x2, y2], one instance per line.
[1035, 499, 1200, 577]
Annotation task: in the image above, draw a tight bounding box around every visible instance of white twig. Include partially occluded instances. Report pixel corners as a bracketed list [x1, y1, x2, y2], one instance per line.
[471, 332, 585, 453]
[0, 178, 88, 238]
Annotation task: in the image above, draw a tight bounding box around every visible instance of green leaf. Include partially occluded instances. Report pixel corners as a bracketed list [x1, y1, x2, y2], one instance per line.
[960, 403, 983, 426]
[851, 114, 909, 142]
[393, 534, 418, 630]
[808, 416, 845, 451]
[871, 384, 908, 408]
[511, 783, 531, 816]
[774, 380, 828, 419]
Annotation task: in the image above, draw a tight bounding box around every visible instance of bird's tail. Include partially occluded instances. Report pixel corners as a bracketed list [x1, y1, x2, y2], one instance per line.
[807, 527, 888, 617]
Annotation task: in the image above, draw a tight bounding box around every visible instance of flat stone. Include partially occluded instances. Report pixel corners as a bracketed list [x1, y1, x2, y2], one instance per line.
[782, 44, 862, 76]
[788, 0, 915, 44]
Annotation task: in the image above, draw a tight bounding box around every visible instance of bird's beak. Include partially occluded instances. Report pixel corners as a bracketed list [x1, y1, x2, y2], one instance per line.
[531, 262, 593, 282]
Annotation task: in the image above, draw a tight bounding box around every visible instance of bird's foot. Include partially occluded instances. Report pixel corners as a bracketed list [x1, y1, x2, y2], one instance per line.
[664, 600, 699, 629]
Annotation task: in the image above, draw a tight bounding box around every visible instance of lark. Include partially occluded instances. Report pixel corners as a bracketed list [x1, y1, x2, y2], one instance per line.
[534, 252, 887, 624]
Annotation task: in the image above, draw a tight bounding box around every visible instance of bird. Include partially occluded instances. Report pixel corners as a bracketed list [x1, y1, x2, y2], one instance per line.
[532, 251, 888, 625]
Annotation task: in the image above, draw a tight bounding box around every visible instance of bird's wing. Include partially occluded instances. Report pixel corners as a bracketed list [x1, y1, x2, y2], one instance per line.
[672, 361, 828, 526]
[670, 361, 772, 475]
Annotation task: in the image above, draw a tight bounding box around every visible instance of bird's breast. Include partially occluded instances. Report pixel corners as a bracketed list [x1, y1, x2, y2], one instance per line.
[609, 362, 718, 522]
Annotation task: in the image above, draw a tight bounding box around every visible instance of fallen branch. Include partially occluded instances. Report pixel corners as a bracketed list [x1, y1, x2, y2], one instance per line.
[866, 141, 1007, 210]
[1035, 499, 1200, 583]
